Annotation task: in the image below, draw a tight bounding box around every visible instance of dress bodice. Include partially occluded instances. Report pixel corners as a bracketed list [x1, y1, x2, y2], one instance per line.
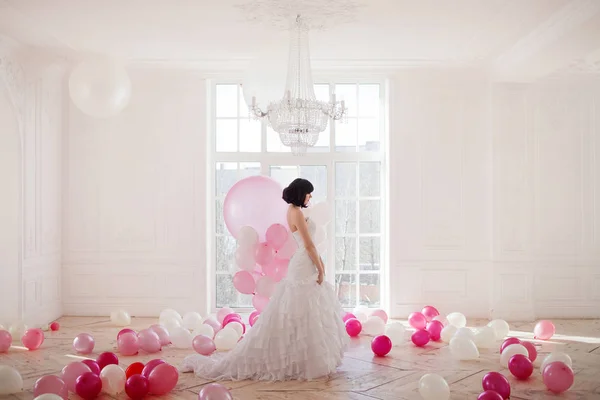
[291, 218, 316, 249]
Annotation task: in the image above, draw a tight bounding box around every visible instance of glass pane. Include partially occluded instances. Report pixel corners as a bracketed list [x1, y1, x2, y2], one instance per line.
[266, 126, 291, 153]
[314, 84, 330, 102]
[335, 237, 356, 271]
[359, 200, 380, 234]
[335, 162, 357, 197]
[335, 84, 357, 117]
[215, 162, 238, 197]
[215, 235, 236, 272]
[358, 118, 380, 152]
[358, 84, 380, 117]
[216, 274, 237, 308]
[299, 165, 327, 202]
[270, 166, 299, 189]
[239, 162, 261, 179]
[216, 84, 238, 118]
[215, 119, 237, 152]
[359, 162, 381, 197]
[360, 274, 380, 308]
[215, 199, 225, 234]
[335, 273, 357, 308]
[359, 237, 380, 270]
[308, 125, 329, 152]
[238, 85, 249, 116]
[239, 119, 261, 152]
[335, 200, 356, 234]
[335, 118, 357, 152]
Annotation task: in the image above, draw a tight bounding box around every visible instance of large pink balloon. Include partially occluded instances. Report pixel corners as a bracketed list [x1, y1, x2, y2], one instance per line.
[138, 329, 161, 353]
[266, 223, 289, 250]
[408, 312, 427, 330]
[482, 372, 510, 400]
[192, 335, 216, 356]
[34, 375, 68, 399]
[147, 363, 179, 395]
[534, 320, 555, 340]
[117, 331, 139, 356]
[345, 318, 362, 337]
[233, 271, 255, 294]
[371, 335, 392, 356]
[216, 308, 234, 324]
[150, 324, 170, 346]
[543, 361, 574, 394]
[411, 329, 430, 347]
[223, 176, 288, 241]
[426, 320, 444, 342]
[61, 361, 92, 392]
[22, 328, 45, 350]
[73, 333, 95, 354]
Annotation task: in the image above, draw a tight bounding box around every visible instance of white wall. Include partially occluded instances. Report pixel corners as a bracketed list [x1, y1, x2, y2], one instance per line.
[62, 68, 207, 317]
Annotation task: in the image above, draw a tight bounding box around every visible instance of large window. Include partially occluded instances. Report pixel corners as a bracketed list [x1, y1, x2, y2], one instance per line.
[209, 82, 386, 310]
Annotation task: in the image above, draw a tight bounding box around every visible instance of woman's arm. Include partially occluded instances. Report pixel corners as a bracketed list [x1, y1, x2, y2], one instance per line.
[293, 209, 324, 276]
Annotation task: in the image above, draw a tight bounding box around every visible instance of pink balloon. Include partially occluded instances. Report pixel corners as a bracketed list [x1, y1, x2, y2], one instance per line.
[73, 333, 95, 354]
[421, 305, 440, 322]
[482, 372, 510, 400]
[0, 330, 12, 352]
[192, 335, 216, 356]
[252, 294, 270, 312]
[117, 331, 140, 356]
[125, 374, 149, 400]
[521, 341, 537, 362]
[204, 318, 222, 334]
[75, 372, 102, 400]
[345, 318, 362, 337]
[141, 359, 166, 379]
[249, 311, 260, 327]
[426, 320, 444, 342]
[222, 313, 242, 327]
[411, 329, 430, 347]
[223, 175, 288, 241]
[147, 363, 179, 395]
[96, 352, 119, 370]
[81, 360, 100, 376]
[21, 328, 44, 350]
[371, 309, 388, 324]
[500, 337, 521, 353]
[408, 312, 427, 330]
[138, 329, 161, 353]
[233, 270, 256, 294]
[343, 312, 357, 323]
[275, 234, 297, 259]
[61, 361, 92, 392]
[150, 324, 170, 346]
[371, 335, 392, 356]
[508, 354, 533, 380]
[34, 375, 68, 399]
[478, 390, 503, 400]
[543, 361, 574, 394]
[117, 328, 136, 340]
[266, 223, 289, 250]
[216, 307, 234, 324]
[199, 383, 233, 400]
[255, 242, 274, 266]
[534, 320, 555, 340]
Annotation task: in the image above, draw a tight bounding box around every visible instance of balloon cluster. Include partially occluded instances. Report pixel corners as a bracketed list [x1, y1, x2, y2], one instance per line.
[223, 175, 330, 314]
[342, 306, 401, 357]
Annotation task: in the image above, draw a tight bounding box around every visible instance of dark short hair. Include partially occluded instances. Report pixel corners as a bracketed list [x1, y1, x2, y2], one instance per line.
[282, 178, 314, 208]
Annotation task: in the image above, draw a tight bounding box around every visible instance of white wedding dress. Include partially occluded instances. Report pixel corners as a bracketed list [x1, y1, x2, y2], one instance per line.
[181, 217, 348, 381]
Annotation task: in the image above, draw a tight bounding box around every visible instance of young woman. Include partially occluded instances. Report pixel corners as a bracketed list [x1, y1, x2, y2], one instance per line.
[181, 178, 347, 381]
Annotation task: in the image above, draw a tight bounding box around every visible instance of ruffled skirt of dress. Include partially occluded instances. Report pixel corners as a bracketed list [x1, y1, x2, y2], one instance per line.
[180, 274, 348, 381]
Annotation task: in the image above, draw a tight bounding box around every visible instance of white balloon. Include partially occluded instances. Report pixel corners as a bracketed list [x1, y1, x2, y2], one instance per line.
[238, 226, 259, 247]
[473, 326, 497, 349]
[34, 394, 62, 400]
[182, 312, 204, 331]
[454, 327, 475, 340]
[362, 316, 386, 336]
[353, 305, 369, 316]
[214, 327, 239, 351]
[487, 319, 510, 340]
[170, 326, 193, 349]
[110, 310, 131, 326]
[500, 343, 529, 368]
[310, 202, 332, 226]
[447, 312, 467, 328]
[449, 337, 479, 360]
[354, 312, 368, 323]
[8, 321, 27, 338]
[226, 321, 244, 339]
[69, 58, 131, 118]
[441, 325, 458, 343]
[432, 315, 448, 326]
[418, 373, 450, 400]
[385, 322, 405, 346]
[192, 324, 215, 340]
[159, 308, 182, 325]
[0, 365, 23, 395]
[99, 364, 126, 395]
[540, 352, 573, 373]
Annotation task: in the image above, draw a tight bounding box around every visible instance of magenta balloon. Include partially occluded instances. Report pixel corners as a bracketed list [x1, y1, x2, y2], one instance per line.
[266, 223, 289, 250]
[199, 383, 233, 400]
[232, 270, 256, 294]
[408, 312, 427, 330]
[141, 359, 166, 379]
[543, 361, 574, 394]
[482, 372, 511, 399]
[34, 375, 68, 399]
[411, 329, 430, 347]
[96, 352, 119, 370]
[520, 341, 537, 362]
[345, 318, 362, 337]
[343, 313, 357, 323]
[222, 176, 288, 241]
[426, 320, 444, 341]
[75, 372, 102, 400]
[371, 335, 392, 356]
[249, 311, 260, 327]
[222, 313, 242, 327]
[81, 360, 100, 376]
[500, 337, 521, 353]
[508, 354, 533, 380]
[61, 361, 92, 392]
[421, 305, 440, 321]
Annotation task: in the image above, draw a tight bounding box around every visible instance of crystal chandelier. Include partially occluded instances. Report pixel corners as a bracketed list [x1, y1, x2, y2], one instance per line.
[249, 15, 346, 155]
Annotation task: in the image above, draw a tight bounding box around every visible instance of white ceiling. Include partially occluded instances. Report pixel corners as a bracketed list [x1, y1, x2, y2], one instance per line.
[1, 0, 599, 79]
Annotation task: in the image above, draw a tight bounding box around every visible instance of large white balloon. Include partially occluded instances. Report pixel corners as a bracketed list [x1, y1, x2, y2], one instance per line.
[473, 326, 497, 349]
[487, 319, 510, 340]
[0, 365, 23, 395]
[540, 352, 572, 373]
[69, 58, 132, 118]
[361, 316, 386, 336]
[34, 395, 62, 400]
[192, 324, 215, 340]
[170, 326, 193, 349]
[99, 364, 126, 395]
[441, 325, 458, 343]
[418, 373, 450, 400]
[449, 337, 479, 360]
[214, 327, 238, 351]
[182, 312, 204, 331]
[110, 310, 131, 326]
[500, 344, 528, 368]
[447, 312, 467, 328]
[385, 322, 405, 346]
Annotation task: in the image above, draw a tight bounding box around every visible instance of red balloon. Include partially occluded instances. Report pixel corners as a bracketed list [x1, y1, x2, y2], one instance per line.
[478, 390, 504, 400]
[75, 372, 102, 400]
[508, 354, 533, 380]
[147, 363, 179, 395]
[118, 328, 136, 340]
[96, 352, 119, 370]
[411, 329, 430, 347]
[141, 359, 166, 379]
[500, 337, 521, 353]
[81, 360, 100, 376]
[345, 318, 362, 337]
[371, 335, 392, 356]
[482, 372, 511, 400]
[125, 374, 149, 400]
[50, 322, 60, 331]
[426, 320, 444, 341]
[543, 361, 574, 394]
[521, 341, 537, 362]
[126, 362, 145, 379]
